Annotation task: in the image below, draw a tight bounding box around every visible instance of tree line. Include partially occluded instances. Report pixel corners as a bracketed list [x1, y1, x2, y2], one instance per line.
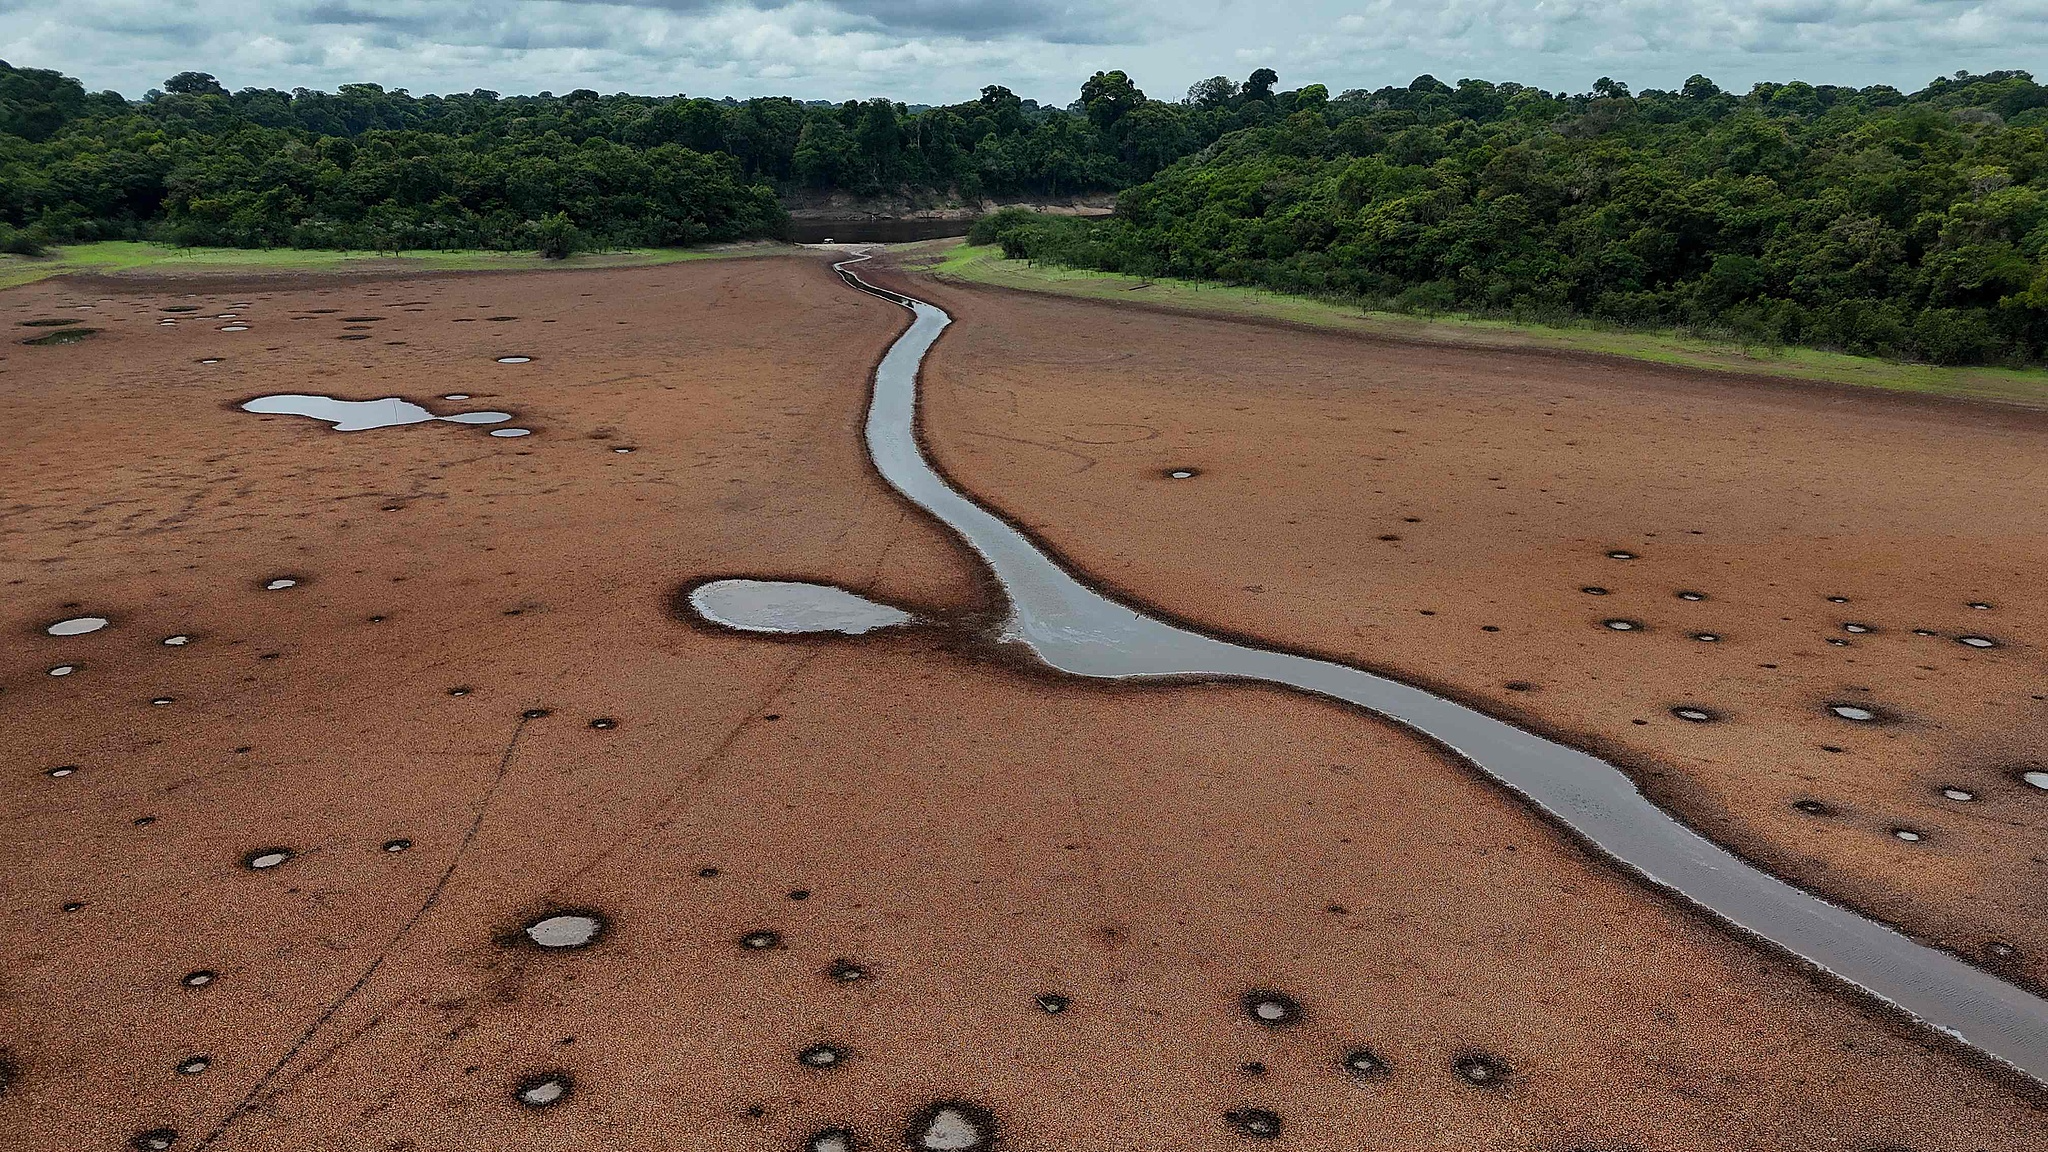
[977, 70, 2048, 367]
[3, 60, 2046, 364]
[0, 63, 1260, 253]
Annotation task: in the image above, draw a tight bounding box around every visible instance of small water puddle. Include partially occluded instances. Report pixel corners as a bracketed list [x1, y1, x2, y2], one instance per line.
[688, 579, 913, 635]
[45, 616, 109, 636]
[241, 394, 511, 433]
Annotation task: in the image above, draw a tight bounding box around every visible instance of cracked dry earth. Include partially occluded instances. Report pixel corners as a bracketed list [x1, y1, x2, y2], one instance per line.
[2, 251, 2043, 1152]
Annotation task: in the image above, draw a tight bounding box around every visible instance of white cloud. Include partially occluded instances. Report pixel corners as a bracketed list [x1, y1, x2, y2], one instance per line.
[0, 0, 2039, 104]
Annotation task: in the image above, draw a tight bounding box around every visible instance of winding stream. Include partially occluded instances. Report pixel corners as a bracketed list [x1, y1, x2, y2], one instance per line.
[815, 252, 2048, 1082]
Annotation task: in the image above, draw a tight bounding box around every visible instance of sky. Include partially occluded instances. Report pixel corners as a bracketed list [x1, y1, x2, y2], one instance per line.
[0, 0, 2041, 107]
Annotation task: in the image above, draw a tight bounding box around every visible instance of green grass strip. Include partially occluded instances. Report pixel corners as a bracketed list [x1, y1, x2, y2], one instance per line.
[914, 242, 2048, 410]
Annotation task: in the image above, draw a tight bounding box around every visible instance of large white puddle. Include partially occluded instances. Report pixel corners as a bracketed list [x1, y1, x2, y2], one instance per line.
[239, 394, 511, 432]
[689, 579, 913, 635]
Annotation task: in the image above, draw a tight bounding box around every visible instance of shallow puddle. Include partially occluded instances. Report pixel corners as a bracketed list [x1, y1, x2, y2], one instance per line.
[907, 1102, 993, 1151]
[265, 578, 297, 590]
[240, 394, 510, 433]
[488, 428, 531, 438]
[1958, 635, 1996, 649]
[496, 355, 531, 364]
[45, 616, 108, 636]
[688, 579, 913, 635]
[515, 1075, 568, 1107]
[823, 252, 2048, 1082]
[524, 913, 602, 948]
[22, 327, 98, 345]
[1829, 704, 1878, 722]
[47, 664, 77, 677]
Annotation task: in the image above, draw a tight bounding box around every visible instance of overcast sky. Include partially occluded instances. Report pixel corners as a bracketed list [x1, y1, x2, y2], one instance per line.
[1, 0, 2040, 106]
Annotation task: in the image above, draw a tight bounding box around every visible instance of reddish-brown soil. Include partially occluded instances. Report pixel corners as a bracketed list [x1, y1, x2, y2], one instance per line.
[891, 263, 2048, 984]
[1, 253, 2041, 1152]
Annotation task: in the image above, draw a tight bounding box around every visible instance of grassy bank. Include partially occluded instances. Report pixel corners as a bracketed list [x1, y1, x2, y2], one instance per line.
[0, 240, 790, 290]
[914, 242, 2048, 411]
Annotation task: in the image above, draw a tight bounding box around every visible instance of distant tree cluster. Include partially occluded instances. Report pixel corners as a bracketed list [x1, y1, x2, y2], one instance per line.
[0, 63, 1243, 252]
[4, 58, 2046, 364]
[982, 70, 2048, 367]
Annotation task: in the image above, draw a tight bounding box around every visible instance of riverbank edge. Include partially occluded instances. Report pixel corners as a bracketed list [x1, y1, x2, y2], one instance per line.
[907, 240, 2048, 411]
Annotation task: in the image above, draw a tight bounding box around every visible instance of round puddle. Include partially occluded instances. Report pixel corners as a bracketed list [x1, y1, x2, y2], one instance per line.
[1341, 1048, 1390, 1078]
[1829, 704, 1878, 722]
[490, 428, 531, 438]
[1671, 707, 1714, 723]
[1453, 1052, 1509, 1087]
[182, 970, 214, 987]
[613, 447, 634, 454]
[1244, 990, 1300, 1027]
[523, 913, 603, 949]
[162, 635, 190, 646]
[1941, 787, 1976, 802]
[1957, 636, 1996, 649]
[798, 1044, 845, 1069]
[496, 356, 531, 364]
[1601, 618, 1641, 631]
[1843, 623, 1872, 634]
[1676, 591, 1706, 601]
[805, 1129, 855, 1152]
[1224, 1108, 1282, 1139]
[1606, 550, 1636, 560]
[47, 766, 76, 778]
[2021, 770, 2048, 791]
[243, 848, 293, 870]
[264, 578, 297, 591]
[906, 1101, 994, 1151]
[515, 1073, 570, 1108]
[1892, 828, 1925, 843]
[1167, 469, 1196, 479]
[48, 664, 77, 676]
[45, 615, 109, 636]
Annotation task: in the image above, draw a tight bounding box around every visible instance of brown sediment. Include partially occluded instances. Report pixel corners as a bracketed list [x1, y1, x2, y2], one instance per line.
[884, 260, 2048, 989]
[0, 252, 2042, 1152]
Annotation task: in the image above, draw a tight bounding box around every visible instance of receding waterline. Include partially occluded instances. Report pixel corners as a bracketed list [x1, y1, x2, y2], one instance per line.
[827, 251, 2048, 1082]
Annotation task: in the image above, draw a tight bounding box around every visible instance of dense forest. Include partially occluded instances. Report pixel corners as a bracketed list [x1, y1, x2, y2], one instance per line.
[2, 60, 2046, 365]
[978, 70, 2048, 366]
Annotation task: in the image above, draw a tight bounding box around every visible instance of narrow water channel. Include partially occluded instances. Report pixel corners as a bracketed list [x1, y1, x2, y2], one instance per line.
[826, 252, 2048, 1082]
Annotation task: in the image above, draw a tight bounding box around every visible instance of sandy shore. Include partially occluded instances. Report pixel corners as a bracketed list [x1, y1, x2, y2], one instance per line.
[2, 254, 2042, 1150]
